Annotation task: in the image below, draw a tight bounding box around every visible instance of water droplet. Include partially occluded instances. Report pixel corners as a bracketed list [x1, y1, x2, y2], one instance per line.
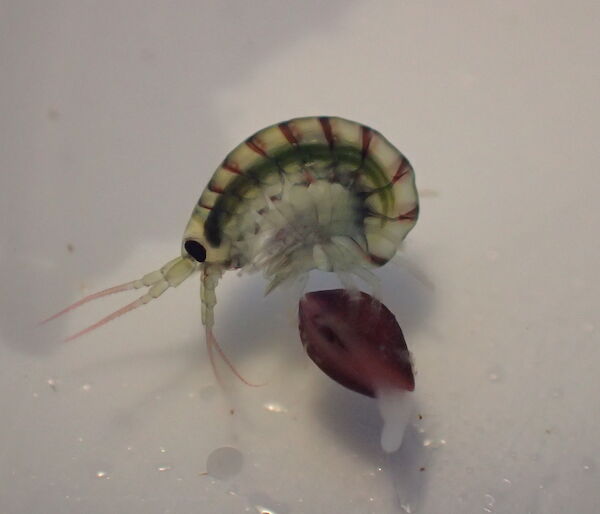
[159, 446, 167, 453]
[95, 471, 108, 479]
[423, 438, 446, 448]
[157, 465, 171, 472]
[263, 402, 287, 414]
[81, 384, 92, 392]
[582, 458, 595, 472]
[206, 446, 244, 480]
[487, 367, 503, 382]
[255, 507, 278, 514]
[484, 493, 495, 507]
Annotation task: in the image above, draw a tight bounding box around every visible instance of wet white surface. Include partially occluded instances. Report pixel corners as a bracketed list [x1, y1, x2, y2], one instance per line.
[2, 1, 600, 513]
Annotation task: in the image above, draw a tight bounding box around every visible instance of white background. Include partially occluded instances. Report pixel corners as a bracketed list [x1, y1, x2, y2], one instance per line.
[2, 1, 599, 513]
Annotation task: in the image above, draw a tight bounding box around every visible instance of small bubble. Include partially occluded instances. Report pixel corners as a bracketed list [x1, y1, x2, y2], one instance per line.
[81, 384, 92, 392]
[206, 446, 244, 480]
[582, 458, 595, 472]
[159, 446, 167, 453]
[126, 446, 133, 451]
[502, 478, 512, 486]
[157, 465, 171, 472]
[263, 402, 287, 414]
[32, 392, 39, 398]
[47, 378, 57, 390]
[487, 366, 503, 382]
[77, 437, 84, 443]
[95, 471, 108, 479]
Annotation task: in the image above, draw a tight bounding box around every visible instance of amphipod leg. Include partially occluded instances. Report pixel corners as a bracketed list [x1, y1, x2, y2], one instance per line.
[41, 256, 197, 341]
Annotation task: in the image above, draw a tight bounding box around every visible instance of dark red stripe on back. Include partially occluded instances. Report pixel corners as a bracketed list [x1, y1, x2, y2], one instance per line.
[392, 158, 410, 183]
[397, 206, 419, 221]
[199, 203, 213, 211]
[245, 138, 268, 157]
[361, 126, 373, 159]
[222, 160, 243, 175]
[208, 182, 224, 194]
[369, 253, 388, 266]
[319, 117, 335, 149]
[278, 122, 299, 146]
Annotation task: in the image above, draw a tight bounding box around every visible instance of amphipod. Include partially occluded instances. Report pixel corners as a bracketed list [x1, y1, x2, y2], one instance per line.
[43, 116, 419, 381]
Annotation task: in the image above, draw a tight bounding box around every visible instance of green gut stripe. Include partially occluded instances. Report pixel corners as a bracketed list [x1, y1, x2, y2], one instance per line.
[203, 143, 393, 247]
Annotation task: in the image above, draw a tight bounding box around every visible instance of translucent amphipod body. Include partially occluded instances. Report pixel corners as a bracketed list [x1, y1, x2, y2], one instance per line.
[44, 116, 419, 380]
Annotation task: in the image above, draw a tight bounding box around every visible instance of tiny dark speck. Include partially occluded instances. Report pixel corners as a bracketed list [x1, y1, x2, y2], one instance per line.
[67, 243, 74, 253]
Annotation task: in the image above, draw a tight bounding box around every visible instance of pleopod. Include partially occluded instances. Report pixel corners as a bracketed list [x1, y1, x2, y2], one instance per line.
[43, 116, 419, 380]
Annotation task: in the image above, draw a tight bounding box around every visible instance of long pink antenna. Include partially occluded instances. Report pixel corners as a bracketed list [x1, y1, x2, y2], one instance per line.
[39, 281, 137, 325]
[63, 295, 147, 342]
[205, 327, 263, 387]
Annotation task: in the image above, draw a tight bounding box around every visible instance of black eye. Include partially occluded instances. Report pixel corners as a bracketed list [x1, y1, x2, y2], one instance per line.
[184, 240, 207, 262]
